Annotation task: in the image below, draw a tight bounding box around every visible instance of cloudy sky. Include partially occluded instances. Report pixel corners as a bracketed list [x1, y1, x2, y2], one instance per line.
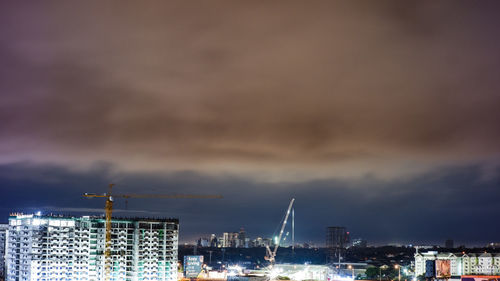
[1, 1, 500, 245]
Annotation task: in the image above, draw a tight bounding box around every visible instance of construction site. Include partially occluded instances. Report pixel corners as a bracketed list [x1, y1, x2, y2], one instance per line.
[2, 186, 349, 281]
[181, 198, 359, 281]
[5, 213, 179, 281]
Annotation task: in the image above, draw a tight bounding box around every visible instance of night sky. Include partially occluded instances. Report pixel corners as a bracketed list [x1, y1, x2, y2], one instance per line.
[1, 1, 500, 246]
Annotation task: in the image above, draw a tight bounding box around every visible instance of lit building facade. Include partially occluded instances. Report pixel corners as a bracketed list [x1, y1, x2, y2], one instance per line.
[5, 213, 179, 281]
[415, 251, 500, 277]
[221, 232, 239, 248]
[1, 223, 8, 279]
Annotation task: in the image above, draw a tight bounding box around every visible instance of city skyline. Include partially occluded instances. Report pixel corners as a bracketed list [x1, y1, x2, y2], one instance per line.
[1, 1, 500, 246]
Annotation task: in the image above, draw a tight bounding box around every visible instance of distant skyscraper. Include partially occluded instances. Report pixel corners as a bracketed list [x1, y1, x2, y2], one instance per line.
[222, 232, 239, 248]
[445, 239, 454, 248]
[229, 232, 239, 247]
[222, 232, 230, 247]
[210, 234, 218, 247]
[239, 228, 247, 248]
[197, 237, 210, 247]
[326, 226, 350, 263]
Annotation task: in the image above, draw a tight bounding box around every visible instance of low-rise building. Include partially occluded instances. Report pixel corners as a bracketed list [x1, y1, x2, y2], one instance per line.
[415, 251, 500, 277]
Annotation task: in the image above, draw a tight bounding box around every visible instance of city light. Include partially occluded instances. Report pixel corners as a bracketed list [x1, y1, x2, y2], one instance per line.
[1, 2, 499, 280]
[5, 213, 179, 280]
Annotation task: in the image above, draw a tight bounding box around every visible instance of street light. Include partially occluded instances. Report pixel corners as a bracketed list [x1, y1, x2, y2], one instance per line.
[395, 265, 400, 281]
[348, 265, 354, 280]
[379, 265, 388, 281]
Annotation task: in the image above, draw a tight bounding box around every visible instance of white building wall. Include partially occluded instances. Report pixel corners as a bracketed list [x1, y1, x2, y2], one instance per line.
[0, 224, 8, 279]
[5, 214, 179, 281]
[415, 251, 500, 277]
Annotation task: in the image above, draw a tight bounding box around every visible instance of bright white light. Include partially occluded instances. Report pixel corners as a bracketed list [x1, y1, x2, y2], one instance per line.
[36, 211, 41, 216]
[331, 274, 354, 281]
[49, 220, 61, 226]
[227, 265, 243, 276]
[269, 269, 279, 279]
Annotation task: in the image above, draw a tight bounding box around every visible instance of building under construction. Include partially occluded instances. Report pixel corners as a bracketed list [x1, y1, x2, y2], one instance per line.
[326, 226, 349, 264]
[5, 213, 179, 281]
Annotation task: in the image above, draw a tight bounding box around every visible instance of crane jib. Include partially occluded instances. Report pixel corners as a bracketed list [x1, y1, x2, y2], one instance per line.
[82, 184, 222, 281]
[266, 198, 295, 265]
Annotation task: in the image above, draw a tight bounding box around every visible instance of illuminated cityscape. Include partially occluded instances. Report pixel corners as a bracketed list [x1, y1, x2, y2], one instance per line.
[2, 1, 500, 281]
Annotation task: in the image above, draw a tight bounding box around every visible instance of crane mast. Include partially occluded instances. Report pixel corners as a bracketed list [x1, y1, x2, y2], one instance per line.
[265, 198, 295, 266]
[292, 207, 295, 256]
[104, 184, 114, 281]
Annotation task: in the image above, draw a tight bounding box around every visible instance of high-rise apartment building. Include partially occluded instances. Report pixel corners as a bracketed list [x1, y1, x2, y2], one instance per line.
[0, 223, 8, 279]
[326, 226, 350, 264]
[5, 213, 178, 281]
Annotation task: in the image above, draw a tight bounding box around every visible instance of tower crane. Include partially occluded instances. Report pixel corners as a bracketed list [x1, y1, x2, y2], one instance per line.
[83, 184, 223, 281]
[265, 198, 295, 266]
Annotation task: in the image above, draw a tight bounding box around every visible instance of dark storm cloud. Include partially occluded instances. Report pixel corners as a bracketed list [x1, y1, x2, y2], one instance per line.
[1, 162, 499, 245]
[1, 1, 500, 180]
[1, 1, 500, 244]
